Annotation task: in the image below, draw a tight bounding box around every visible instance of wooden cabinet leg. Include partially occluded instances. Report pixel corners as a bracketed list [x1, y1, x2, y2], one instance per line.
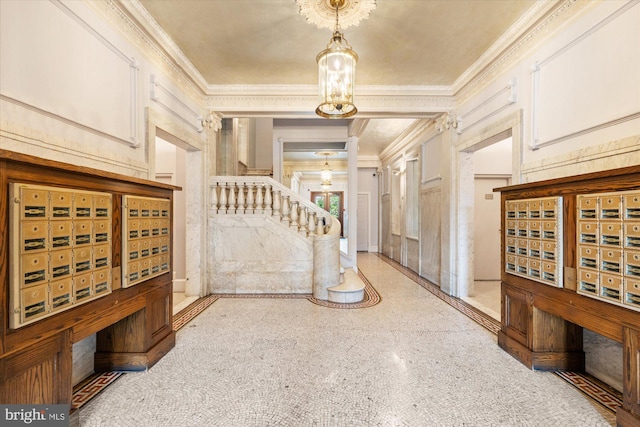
[617, 325, 640, 427]
[95, 286, 174, 371]
[499, 283, 584, 371]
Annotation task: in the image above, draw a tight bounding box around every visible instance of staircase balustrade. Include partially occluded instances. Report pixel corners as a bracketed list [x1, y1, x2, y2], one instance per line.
[209, 177, 332, 237]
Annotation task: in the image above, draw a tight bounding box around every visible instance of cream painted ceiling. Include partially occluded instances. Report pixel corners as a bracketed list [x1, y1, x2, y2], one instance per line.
[135, 0, 537, 161]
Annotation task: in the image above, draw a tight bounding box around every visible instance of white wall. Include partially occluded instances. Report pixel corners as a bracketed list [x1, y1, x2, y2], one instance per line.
[255, 118, 274, 170]
[357, 168, 380, 252]
[155, 138, 187, 290]
[0, 0, 207, 176]
[455, 1, 640, 182]
[474, 137, 512, 176]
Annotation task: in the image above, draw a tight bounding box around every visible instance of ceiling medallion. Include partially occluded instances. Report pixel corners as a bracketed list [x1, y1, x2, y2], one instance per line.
[296, 0, 376, 30]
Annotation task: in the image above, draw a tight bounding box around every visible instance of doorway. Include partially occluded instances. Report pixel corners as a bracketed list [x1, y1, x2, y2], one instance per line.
[154, 137, 187, 296]
[357, 193, 369, 252]
[311, 191, 344, 237]
[462, 136, 512, 320]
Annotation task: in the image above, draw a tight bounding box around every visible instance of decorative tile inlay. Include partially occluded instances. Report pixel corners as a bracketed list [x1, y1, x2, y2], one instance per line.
[555, 371, 622, 413]
[307, 269, 381, 309]
[376, 253, 501, 334]
[172, 294, 220, 331]
[71, 371, 124, 411]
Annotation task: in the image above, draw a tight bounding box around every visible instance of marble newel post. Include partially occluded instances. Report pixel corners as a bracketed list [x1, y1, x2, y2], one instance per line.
[313, 215, 341, 300]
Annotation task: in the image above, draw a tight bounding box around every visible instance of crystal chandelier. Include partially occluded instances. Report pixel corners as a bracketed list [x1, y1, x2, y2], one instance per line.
[315, 0, 358, 118]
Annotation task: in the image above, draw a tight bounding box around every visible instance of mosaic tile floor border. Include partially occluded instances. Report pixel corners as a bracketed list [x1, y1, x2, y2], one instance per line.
[211, 271, 382, 309]
[306, 269, 381, 309]
[376, 254, 501, 334]
[555, 371, 623, 413]
[71, 371, 125, 411]
[375, 253, 623, 414]
[172, 294, 220, 331]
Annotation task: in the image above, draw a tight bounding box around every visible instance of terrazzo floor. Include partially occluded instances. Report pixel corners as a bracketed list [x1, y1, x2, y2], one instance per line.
[79, 253, 616, 426]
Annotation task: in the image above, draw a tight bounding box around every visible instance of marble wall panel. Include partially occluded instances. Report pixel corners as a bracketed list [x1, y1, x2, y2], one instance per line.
[208, 215, 313, 294]
[208, 261, 238, 293]
[584, 329, 623, 392]
[72, 334, 96, 386]
[420, 188, 442, 285]
[406, 238, 419, 273]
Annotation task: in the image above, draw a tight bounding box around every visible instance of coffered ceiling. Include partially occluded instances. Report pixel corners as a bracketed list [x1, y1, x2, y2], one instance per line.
[129, 0, 539, 161]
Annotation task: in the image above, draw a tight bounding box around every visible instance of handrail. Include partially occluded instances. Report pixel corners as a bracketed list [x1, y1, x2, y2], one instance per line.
[209, 176, 333, 235]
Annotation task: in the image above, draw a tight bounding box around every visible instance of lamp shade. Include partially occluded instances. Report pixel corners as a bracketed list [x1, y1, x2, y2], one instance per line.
[321, 160, 332, 189]
[316, 31, 357, 118]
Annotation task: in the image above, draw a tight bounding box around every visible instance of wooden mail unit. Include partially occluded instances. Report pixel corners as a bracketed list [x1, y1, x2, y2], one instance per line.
[496, 165, 640, 427]
[0, 150, 178, 406]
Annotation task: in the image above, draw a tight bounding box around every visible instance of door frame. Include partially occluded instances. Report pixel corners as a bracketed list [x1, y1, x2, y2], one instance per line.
[454, 110, 522, 298]
[311, 190, 345, 237]
[357, 192, 370, 252]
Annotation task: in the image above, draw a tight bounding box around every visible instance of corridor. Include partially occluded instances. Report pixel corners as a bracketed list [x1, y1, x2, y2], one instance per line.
[79, 253, 615, 426]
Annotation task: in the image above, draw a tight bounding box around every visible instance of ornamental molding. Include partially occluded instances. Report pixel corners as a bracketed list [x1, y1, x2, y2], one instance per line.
[87, 0, 208, 101]
[204, 92, 453, 117]
[454, 0, 590, 104]
[379, 119, 434, 163]
[203, 84, 454, 116]
[295, 0, 376, 30]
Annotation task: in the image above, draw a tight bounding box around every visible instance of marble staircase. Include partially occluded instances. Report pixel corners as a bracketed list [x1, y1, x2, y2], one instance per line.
[209, 177, 363, 303]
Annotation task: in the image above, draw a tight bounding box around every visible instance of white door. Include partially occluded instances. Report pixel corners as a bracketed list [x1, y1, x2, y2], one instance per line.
[474, 177, 508, 280]
[357, 193, 369, 252]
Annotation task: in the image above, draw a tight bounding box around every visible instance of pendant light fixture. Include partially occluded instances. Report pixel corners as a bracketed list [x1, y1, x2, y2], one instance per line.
[315, 0, 358, 118]
[320, 153, 333, 189]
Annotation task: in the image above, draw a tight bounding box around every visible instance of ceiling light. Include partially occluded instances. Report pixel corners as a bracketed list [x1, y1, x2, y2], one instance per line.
[321, 154, 332, 189]
[315, 0, 358, 119]
[316, 151, 336, 189]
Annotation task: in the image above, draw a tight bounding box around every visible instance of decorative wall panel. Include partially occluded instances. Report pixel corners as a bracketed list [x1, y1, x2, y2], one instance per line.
[121, 195, 171, 288]
[504, 197, 563, 287]
[9, 183, 113, 328]
[577, 191, 640, 312]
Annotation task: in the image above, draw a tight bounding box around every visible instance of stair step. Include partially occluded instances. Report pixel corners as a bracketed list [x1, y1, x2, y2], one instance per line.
[327, 269, 365, 304]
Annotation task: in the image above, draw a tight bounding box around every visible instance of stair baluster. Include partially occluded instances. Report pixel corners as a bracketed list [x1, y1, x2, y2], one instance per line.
[308, 211, 316, 235]
[316, 214, 325, 236]
[246, 183, 255, 214]
[219, 183, 228, 214]
[264, 184, 273, 215]
[211, 184, 219, 214]
[237, 182, 246, 214]
[281, 195, 290, 226]
[290, 201, 299, 231]
[227, 183, 237, 214]
[255, 184, 264, 214]
[299, 206, 308, 235]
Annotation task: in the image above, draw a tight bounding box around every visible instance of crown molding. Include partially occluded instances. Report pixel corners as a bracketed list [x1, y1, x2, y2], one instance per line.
[284, 160, 348, 171]
[453, 0, 593, 104]
[204, 85, 453, 118]
[92, 0, 592, 127]
[379, 119, 434, 163]
[91, 0, 208, 100]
